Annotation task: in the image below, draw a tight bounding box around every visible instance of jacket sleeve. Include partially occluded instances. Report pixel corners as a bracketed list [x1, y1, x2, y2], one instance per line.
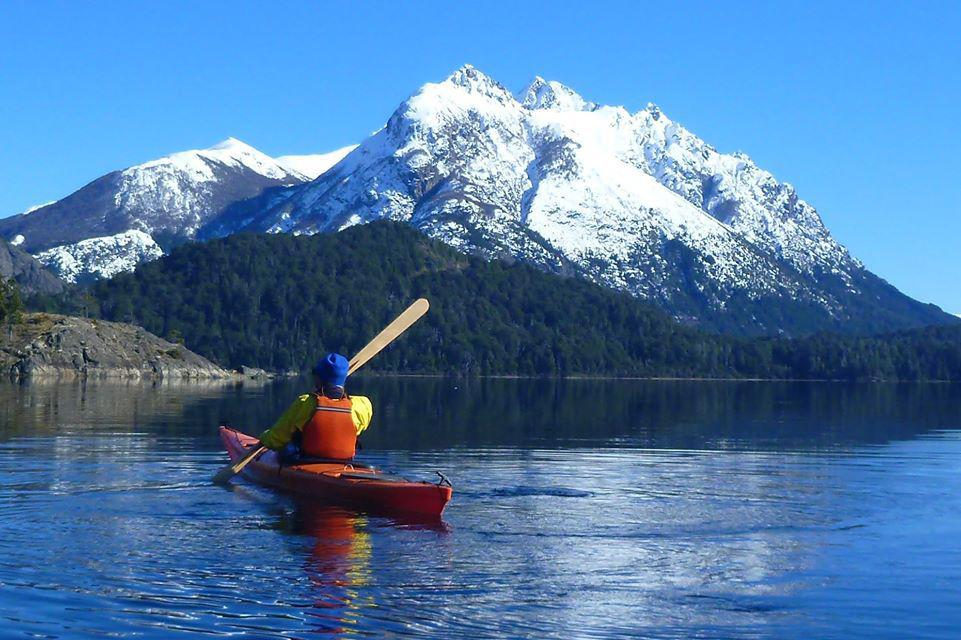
[350, 395, 373, 436]
[259, 394, 315, 450]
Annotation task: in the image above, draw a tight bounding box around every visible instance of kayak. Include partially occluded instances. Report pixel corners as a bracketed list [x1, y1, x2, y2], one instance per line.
[218, 426, 452, 518]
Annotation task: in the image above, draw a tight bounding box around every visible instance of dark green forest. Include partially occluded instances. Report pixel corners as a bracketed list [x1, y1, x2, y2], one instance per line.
[34, 222, 961, 380]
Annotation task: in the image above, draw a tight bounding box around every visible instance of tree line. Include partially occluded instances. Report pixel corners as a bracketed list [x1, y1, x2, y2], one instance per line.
[30, 221, 961, 380]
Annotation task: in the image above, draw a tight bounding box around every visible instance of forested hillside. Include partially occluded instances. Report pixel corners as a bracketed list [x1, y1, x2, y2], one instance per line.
[39, 222, 960, 380]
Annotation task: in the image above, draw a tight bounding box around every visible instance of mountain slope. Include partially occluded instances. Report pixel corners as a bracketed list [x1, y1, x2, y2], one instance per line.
[201, 66, 952, 336]
[0, 237, 64, 294]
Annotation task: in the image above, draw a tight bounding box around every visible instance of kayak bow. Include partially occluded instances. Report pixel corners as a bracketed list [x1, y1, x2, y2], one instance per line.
[219, 426, 452, 518]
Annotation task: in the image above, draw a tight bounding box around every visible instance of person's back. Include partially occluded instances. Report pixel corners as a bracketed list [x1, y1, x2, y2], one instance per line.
[256, 353, 372, 461]
[301, 383, 364, 459]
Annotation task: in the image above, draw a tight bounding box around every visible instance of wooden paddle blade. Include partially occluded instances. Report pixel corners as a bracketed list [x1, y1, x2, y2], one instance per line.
[348, 298, 429, 375]
[212, 444, 266, 485]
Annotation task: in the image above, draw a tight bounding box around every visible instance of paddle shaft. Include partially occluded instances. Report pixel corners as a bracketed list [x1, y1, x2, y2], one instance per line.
[348, 298, 429, 374]
[212, 299, 430, 484]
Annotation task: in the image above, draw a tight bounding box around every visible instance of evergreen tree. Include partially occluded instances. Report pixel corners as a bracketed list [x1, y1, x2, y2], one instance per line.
[0, 278, 24, 336]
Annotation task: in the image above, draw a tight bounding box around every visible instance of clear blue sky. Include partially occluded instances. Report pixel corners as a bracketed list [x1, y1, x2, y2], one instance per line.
[1, 1, 958, 312]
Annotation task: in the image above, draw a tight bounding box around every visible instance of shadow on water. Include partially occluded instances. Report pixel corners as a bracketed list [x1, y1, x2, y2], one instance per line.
[3, 377, 960, 452]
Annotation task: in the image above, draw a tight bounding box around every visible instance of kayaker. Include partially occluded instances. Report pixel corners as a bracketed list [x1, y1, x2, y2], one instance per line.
[255, 353, 373, 462]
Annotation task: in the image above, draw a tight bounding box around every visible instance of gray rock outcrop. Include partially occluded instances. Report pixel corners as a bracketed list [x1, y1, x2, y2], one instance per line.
[1, 313, 229, 380]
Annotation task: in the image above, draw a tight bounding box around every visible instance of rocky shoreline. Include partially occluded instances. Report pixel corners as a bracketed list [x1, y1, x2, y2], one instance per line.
[0, 313, 230, 380]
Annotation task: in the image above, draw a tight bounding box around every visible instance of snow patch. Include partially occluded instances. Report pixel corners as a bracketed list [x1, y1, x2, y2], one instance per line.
[35, 230, 164, 283]
[10, 235, 24, 246]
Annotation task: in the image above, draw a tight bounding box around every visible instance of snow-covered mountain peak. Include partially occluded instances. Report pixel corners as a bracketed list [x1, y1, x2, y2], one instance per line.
[101, 138, 312, 239]
[519, 76, 597, 112]
[395, 69, 522, 142]
[441, 64, 515, 104]
[131, 138, 301, 182]
[207, 136, 252, 152]
[197, 137, 302, 180]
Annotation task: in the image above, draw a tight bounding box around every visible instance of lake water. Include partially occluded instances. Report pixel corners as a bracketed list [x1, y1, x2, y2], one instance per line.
[1, 378, 959, 639]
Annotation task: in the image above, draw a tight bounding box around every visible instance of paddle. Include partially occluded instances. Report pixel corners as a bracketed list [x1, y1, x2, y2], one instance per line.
[212, 298, 430, 485]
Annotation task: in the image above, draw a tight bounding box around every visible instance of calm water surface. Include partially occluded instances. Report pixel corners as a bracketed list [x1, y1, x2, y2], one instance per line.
[0, 378, 959, 638]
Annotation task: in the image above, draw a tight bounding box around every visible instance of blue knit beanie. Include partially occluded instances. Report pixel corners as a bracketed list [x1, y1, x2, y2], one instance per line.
[312, 353, 349, 386]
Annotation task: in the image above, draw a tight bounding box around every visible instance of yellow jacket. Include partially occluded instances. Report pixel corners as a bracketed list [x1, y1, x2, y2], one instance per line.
[259, 393, 372, 450]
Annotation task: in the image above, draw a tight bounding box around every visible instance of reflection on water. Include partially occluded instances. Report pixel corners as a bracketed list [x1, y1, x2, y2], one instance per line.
[3, 377, 960, 450]
[0, 378, 959, 638]
[278, 501, 374, 636]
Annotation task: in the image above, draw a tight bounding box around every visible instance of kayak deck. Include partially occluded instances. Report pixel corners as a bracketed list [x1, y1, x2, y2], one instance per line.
[219, 426, 452, 517]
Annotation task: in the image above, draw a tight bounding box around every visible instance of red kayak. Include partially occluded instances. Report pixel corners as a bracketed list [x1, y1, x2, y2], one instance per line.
[219, 426, 452, 518]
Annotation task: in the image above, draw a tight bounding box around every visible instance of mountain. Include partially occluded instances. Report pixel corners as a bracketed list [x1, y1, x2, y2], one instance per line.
[0, 237, 64, 294]
[81, 222, 961, 380]
[0, 138, 310, 279]
[201, 65, 953, 335]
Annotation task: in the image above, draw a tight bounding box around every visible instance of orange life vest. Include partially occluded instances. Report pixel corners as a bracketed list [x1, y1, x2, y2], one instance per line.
[302, 393, 356, 460]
